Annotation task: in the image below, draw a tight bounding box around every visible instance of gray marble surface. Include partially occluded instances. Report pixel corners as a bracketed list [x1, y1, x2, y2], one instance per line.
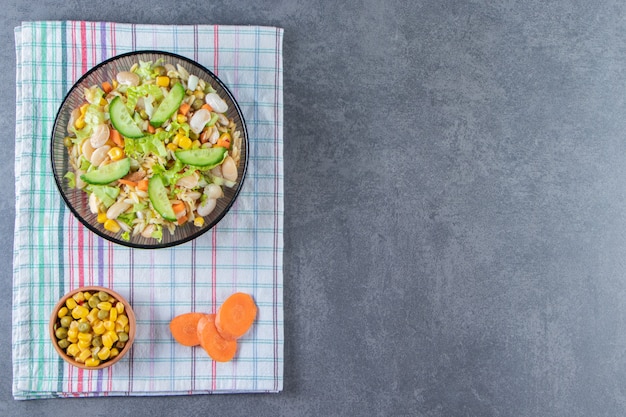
[3, 0, 626, 415]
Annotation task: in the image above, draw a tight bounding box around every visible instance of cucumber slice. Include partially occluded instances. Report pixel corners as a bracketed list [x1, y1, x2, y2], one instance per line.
[150, 82, 185, 128]
[148, 175, 176, 221]
[109, 96, 143, 138]
[80, 158, 131, 185]
[174, 147, 228, 168]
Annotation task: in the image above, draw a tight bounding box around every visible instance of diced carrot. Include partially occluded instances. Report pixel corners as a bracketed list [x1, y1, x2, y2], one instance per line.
[102, 81, 113, 94]
[109, 129, 124, 147]
[201, 103, 213, 112]
[197, 314, 238, 362]
[136, 179, 149, 191]
[216, 132, 231, 149]
[117, 179, 137, 187]
[172, 202, 186, 214]
[177, 215, 188, 225]
[169, 312, 208, 346]
[178, 102, 191, 116]
[147, 124, 156, 134]
[215, 293, 257, 340]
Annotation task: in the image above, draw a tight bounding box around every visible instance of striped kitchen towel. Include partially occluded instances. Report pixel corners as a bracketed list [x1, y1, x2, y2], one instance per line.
[13, 21, 283, 399]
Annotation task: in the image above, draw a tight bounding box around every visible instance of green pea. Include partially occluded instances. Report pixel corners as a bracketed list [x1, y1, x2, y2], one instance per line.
[78, 322, 91, 333]
[55, 327, 68, 340]
[92, 336, 103, 348]
[57, 338, 70, 349]
[115, 341, 126, 349]
[154, 65, 166, 76]
[98, 309, 109, 320]
[60, 316, 72, 328]
[169, 77, 180, 88]
[118, 332, 129, 342]
[98, 291, 109, 301]
[192, 98, 204, 110]
[88, 296, 99, 309]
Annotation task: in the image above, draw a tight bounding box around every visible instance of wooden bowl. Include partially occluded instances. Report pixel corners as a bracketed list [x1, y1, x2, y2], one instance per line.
[49, 286, 136, 370]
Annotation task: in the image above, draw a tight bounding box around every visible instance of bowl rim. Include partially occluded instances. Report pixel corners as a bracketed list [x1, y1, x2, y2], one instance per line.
[50, 50, 249, 249]
[49, 286, 136, 370]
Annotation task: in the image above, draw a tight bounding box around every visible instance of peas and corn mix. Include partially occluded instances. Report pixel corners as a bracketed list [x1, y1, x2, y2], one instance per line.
[52, 290, 132, 367]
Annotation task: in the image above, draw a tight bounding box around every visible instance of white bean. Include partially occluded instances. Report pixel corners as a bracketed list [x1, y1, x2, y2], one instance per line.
[141, 224, 155, 238]
[90, 145, 111, 166]
[205, 183, 224, 200]
[90, 124, 110, 148]
[106, 200, 131, 220]
[187, 74, 199, 91]
[75, 170, 86, 189]
[204, 93, 228, 113]
[176, 173, 199, 189]
[196, 198, 217, 216]
[67, 108, 80, 135]
[209, 127, 220, 144]
[116, 71, 140, 86]
[88, 193, 99, 214]
[221, 156, 238, 182]
[82, 139, 95, 161]
[189, 109, 211, 135]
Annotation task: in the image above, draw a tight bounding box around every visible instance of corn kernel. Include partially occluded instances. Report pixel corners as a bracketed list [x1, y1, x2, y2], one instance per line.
[57, 306, 69, 318]
[93, 321, 105, 335]
[85, 358, 100, 367]
[78, 332, 92, 343]
[79, 103, 90, 115]
[74, 116, 86, 130]
[166, 142, 178, 152]
[97, 301, 112, 311]
[178, 135, 192, 150]
[72, 292, 85, 303]
[116, 315, 129, 327]
[66, 344, 80, 357]
[109, 307, 118, 322]
[72, 305, 90, 319]
[176, 114, 187, 124]
[98, 346, 111, 360]
[83, 291, 92, 300]
[104, 219, 121, 233]
[124, 324, 130, 333]
[77, 349, 92, 363]
[78, 339, 91, 350]
[112, 79, 118, 89]
[116, 302, 125, 314]
[99, 98, 108, 106]
[156, 75, 170, 87]
[104, 320, 115, 331]
[194, 217, 205, 227]
[109, 347, 120, 358]
[107, 146, 125, 161]
[87, 308, 99, 323]
[65, 298, 77, 310]
[102, 333, 113, 348]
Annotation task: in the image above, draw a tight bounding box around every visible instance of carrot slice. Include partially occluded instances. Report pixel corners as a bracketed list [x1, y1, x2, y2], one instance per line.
[201, 103, 213, 112]
[109, 128, 124, 147]
[172, 202, 186, 214]
[197, 314, 238, 362]
[117, 179, 137, 188]
[102, 81, 113, 94]
[169, 312, 207, 346]
[215, 293, 257, 340]
[178, 102, 191, 116]
[136, 179, 149, 192]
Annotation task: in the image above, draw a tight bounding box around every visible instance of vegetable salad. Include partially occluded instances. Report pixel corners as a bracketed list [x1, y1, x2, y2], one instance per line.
[63, 59, 242, 242]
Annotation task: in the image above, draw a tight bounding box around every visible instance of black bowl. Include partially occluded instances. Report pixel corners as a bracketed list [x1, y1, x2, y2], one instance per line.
[51, 51, 248, 249]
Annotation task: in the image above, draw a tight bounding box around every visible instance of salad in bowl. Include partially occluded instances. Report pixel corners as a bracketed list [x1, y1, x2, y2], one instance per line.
[51, 51, 248, 248]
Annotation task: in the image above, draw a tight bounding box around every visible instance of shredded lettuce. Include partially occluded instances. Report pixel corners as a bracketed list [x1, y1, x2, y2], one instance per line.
[168, 120, 190, 137]
[117, 212, 136, 227]
[124, 133, 168, 159]
[125, 84, 164, 112]
[133, 59, 165, 81]
[88, 185, 120, 208]
[64, 172, 76, 188]
[84, 86, 105, 105]
[121, 231, 130, 241]
[151, 224, 163, 242]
